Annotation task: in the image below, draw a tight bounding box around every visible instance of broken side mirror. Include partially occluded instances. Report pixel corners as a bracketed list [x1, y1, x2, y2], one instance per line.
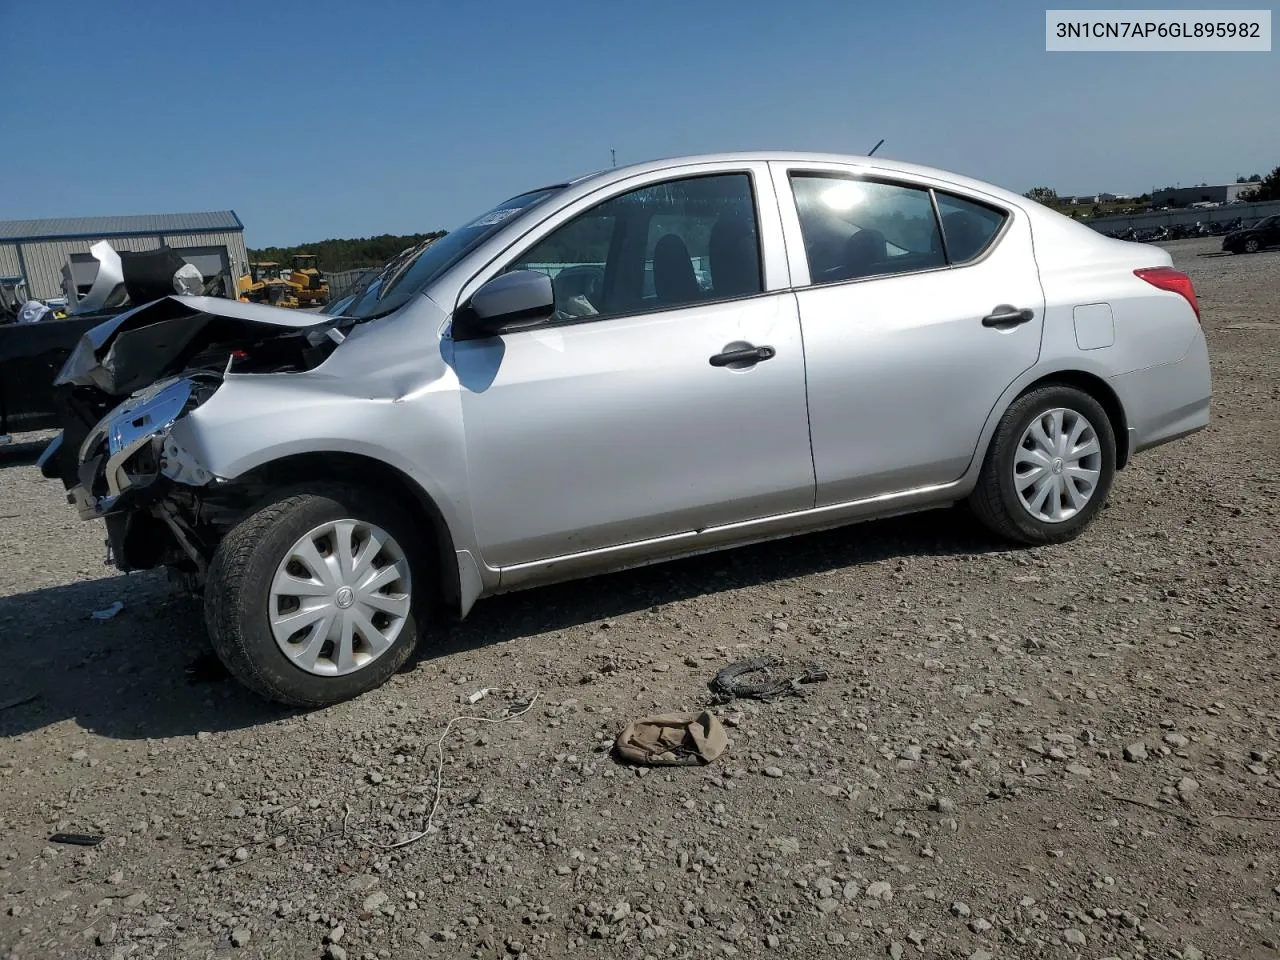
[453, 270, 554, 340]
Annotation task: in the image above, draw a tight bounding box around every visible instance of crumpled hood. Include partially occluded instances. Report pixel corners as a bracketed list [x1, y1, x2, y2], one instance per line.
[55, 295, 337, 396]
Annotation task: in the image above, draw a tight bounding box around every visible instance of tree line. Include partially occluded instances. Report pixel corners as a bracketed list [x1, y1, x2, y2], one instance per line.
[1238, 166, 1279, 201]
[248, 232, 447, 274]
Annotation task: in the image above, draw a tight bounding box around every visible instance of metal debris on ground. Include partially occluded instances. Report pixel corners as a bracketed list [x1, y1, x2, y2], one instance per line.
[708, 655, 829, 702]
[614, 711, 728, 766]
[89, 601, 124, 621]
[48, 833, 105, 846]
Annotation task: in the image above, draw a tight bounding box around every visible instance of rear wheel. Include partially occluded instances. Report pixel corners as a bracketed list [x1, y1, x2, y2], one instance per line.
[204, 484, 429, 706]
[969, 385, 1116, 545]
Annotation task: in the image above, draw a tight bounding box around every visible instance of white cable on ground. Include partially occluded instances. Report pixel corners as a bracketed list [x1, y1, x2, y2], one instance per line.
[377, 693, 540, 850]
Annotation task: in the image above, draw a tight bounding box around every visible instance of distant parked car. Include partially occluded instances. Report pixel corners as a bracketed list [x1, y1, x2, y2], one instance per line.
[42, 151, 1211, 706]
[1222, 215, 1280, 254]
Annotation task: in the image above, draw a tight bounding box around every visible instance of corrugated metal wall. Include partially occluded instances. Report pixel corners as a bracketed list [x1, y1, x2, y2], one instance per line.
[0, 244, 21, 278]
[163, 231, 250, 279]
[326, 268, 379, 301]
[19, 236, 155, 298]
[7, 230, 249, 298]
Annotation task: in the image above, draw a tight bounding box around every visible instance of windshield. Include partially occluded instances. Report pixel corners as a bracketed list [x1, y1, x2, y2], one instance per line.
[342, 187, 563, 319]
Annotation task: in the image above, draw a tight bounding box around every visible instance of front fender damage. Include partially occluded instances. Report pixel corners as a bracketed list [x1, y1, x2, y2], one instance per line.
[45, 296, 349, 576]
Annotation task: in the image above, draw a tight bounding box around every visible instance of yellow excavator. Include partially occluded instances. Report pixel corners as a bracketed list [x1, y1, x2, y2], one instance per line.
[289, 254, 329, 306]
[238, 262, 299, 308]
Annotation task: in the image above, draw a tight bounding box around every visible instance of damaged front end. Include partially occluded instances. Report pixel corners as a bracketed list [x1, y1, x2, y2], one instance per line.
[41, 295, 344, 578]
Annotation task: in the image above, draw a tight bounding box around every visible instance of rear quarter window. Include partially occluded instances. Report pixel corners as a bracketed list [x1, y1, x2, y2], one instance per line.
[935, 192, 1007, 263]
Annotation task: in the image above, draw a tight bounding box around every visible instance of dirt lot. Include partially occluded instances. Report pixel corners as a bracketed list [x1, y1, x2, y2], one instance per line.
[1, 238, 1277, 960]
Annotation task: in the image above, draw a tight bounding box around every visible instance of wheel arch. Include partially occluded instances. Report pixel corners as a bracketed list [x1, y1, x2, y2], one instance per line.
[1018, 370, 1130, 468]
[233, 451, 466, 616]
[973, 366, 1131, 478]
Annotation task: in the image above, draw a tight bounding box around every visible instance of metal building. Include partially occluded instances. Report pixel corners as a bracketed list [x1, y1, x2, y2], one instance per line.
[0, 211, 248, 300]
[1150, 183, 1253, 208]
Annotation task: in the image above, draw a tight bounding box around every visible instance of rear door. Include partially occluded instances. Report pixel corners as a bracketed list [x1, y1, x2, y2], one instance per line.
[452, 165, 815, 570]
[772, 163, 1045, 504]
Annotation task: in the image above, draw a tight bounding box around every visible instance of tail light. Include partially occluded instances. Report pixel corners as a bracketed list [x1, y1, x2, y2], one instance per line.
[1134, 267, 1200, 322]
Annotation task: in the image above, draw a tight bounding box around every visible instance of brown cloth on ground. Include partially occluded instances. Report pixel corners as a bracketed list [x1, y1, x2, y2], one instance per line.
[614, 711, 728, 766]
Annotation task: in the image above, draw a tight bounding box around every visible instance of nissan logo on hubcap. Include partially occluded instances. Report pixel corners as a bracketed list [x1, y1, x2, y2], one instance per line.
[335, 586, 355, 609]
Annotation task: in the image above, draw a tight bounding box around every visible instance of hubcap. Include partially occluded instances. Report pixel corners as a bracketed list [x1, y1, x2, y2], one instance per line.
[1013, 407, 1102, 523]
[268, 519, 412, 677]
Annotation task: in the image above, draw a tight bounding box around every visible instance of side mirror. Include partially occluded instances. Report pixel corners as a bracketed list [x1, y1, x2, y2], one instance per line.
[453, 270, 554, 340]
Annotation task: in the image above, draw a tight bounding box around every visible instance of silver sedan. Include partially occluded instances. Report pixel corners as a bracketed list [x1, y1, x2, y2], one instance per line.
[44, 152, 1211, 705]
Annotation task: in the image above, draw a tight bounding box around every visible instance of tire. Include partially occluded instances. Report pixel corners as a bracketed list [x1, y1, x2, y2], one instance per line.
[204, 484, 430, 706]
[968, 385, 1116, 546]
[1244, 238, 1260, 254]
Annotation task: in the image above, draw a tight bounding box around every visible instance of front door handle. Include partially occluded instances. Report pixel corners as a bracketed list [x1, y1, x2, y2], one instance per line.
[982, 305, 1035, 327]
[709, 344, 776, 367]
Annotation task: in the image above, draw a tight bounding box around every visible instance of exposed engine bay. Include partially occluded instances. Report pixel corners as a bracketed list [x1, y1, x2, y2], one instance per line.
[41, 295, 347, 580]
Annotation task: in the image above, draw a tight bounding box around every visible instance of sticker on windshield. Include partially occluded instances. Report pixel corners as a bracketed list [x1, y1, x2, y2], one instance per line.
[468, 208, 520, 228]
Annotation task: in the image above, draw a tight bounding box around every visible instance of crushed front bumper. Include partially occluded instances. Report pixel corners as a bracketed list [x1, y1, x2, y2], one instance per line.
[44, 377, 216, 520]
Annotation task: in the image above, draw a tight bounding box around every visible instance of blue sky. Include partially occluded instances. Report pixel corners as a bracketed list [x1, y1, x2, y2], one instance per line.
[1, 0, 1275, 246]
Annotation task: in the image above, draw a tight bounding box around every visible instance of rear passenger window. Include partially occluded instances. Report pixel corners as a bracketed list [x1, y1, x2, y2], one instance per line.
[935, 192, 1006, 263]
[790, 174, 944, 285]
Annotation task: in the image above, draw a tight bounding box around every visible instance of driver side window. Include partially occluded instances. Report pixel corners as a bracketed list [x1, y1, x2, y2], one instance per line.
[510, 213, 615, 321]
[508, 173, 762, 322]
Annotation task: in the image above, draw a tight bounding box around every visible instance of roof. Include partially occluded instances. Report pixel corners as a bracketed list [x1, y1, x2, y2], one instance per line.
[490, 153, 1032, 217]
[551, 151, 1033, 214]
[0, 210, 243, 242]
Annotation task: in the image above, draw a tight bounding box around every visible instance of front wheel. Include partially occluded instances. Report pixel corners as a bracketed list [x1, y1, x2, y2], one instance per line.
[204, 484, 429, 706]
[968, 385, 1116, 545]
[1244, 238, 1260, 254]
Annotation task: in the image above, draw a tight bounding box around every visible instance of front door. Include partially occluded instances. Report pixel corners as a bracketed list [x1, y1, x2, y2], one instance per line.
[452, 170, 815, 570]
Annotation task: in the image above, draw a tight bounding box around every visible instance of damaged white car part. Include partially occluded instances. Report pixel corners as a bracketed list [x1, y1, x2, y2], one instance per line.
[64, 243, 207, 315]
[171, 263, 204, 296]
[40, 152, 1211, 708]
[68, 240, 126, 315]
[76, 377, 205, 510]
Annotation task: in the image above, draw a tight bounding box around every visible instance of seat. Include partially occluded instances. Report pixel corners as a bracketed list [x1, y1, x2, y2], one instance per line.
[707, 216, 760, 299]
[842, 228, 887, 278]
[652, 234, 701, 306]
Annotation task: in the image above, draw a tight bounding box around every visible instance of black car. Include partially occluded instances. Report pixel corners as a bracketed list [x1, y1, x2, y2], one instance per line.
[1222, 215, 1280, 254]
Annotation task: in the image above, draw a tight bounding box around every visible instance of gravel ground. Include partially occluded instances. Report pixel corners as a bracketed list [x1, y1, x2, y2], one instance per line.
[1, 238, 1277, 960]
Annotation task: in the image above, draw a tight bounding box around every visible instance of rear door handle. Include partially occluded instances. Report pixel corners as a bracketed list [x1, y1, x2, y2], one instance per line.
[709, 344, 776, 367]
[982, 305, 1035, 327]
